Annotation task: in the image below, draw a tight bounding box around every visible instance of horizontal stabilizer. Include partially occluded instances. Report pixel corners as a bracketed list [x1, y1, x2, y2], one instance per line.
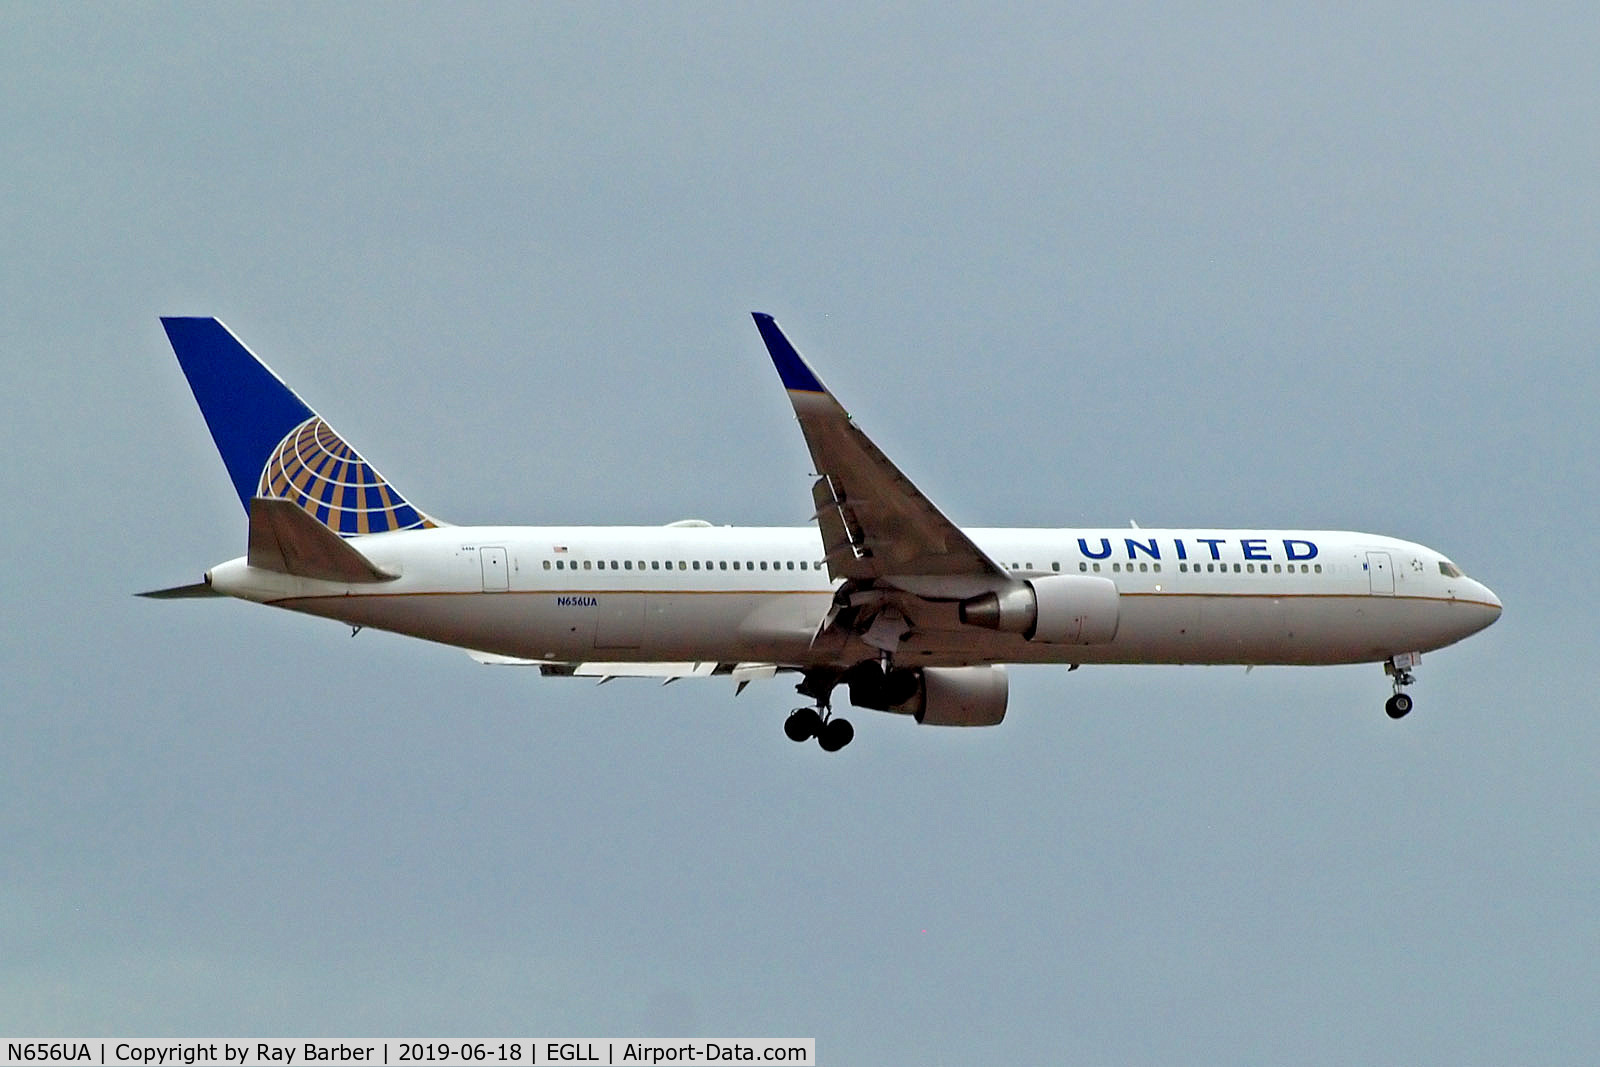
[248, 496, 398, 583]
[137, 580, 224, 599]
[466, 650, 543, 666]
[470, 654, 783, 690]
[579, 662, 720, 683]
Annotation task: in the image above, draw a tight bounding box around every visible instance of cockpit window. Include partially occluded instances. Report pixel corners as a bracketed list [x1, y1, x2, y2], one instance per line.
[1438, 560, 1463, 578]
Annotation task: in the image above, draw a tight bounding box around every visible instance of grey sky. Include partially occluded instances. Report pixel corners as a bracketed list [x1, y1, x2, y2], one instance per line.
[2, 4, 1595, 1062]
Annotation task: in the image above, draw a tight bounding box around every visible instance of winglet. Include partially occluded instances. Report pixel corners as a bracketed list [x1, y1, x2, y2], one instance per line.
[752, 313, 828, 394]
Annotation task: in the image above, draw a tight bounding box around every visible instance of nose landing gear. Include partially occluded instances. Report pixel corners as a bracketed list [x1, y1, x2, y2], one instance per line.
[1384, 653, 1420, 719]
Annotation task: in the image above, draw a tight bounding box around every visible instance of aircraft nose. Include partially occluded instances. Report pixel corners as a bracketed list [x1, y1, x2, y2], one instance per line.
[1469, 579, 1503, 630]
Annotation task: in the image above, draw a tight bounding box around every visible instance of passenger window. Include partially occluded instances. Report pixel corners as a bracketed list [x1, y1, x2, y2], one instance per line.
[732, 561, 741, 570]
[583, 560, 592, 570]
[720, 561, 728, 570]
[624, 561, 633, 570]
[1314, 564, 1322, 573]
[1093, 563, 1101, 572]
[1080, 562, 1088, 572]
[692, 561, 700, 570]
[542, 560, 551, 570]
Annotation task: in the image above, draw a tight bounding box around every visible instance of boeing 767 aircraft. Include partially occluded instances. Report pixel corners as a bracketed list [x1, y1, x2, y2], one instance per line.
[143, 314, 1501, 751]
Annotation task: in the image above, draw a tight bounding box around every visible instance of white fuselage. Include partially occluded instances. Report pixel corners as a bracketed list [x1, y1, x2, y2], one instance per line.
[206, 525, 1503, 669]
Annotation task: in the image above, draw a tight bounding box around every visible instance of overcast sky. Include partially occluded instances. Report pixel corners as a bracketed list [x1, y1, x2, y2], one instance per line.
[3, 3, 1596, 1062]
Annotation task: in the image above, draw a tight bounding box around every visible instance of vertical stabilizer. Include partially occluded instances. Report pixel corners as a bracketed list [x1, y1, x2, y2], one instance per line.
[160, 317, 437, 535]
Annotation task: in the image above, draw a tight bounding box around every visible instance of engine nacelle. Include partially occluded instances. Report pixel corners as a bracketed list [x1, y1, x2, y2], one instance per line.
[845, 664, 1009, 727]
[958, 574, 1120, 644]
[913, 665, 1009, 726]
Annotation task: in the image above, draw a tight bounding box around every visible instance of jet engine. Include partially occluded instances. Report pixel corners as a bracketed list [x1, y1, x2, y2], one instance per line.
[844, 664, 1009, 727]
[958, 574, 1120, 644]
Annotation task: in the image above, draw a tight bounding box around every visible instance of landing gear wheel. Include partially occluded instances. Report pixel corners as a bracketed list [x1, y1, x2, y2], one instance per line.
[784, 707, 823, 743]
[818, 717, 855, 752]
[1385, 693, 1413, 720]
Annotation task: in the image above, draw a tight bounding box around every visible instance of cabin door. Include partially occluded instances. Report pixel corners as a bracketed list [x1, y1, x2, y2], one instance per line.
[480, 547, 509, 591]
[1366, 551, 1394, 595]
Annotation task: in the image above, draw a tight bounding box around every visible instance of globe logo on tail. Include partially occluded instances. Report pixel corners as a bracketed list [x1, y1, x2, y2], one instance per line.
[258, 416, 434, 535]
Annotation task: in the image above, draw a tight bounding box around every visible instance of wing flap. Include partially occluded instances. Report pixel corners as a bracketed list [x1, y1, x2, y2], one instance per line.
[811, 475, 870, 571]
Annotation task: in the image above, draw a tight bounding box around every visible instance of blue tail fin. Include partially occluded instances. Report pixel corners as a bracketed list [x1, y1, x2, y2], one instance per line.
[160, 317, 437, 536]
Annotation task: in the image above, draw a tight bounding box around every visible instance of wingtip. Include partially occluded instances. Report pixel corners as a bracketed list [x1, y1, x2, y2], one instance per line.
[751, 313, 827, 394]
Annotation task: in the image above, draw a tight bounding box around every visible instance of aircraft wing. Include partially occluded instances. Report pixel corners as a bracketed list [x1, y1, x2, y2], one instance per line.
[468, 651, 780, 691]
[753, 313, 1008, 583]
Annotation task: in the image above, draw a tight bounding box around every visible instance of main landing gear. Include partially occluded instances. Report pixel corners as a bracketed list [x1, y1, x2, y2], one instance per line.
[783, 668, 854, 752]
[784, 707, 855, 752]
[1384, 652, 1420, 719]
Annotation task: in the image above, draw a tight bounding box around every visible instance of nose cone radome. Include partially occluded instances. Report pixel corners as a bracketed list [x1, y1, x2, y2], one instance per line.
[1463, 579, 1503, 636]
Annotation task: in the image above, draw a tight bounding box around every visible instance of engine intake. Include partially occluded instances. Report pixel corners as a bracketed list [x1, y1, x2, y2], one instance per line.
[958, 574, 1120, 644]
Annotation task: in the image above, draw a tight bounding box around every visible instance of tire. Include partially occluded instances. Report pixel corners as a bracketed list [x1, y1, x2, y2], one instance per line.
[784, 708, 821, 742]
[818, 717, 855, 752]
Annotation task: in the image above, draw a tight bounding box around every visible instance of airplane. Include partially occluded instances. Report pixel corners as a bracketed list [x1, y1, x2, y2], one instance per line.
[142, 314, 1502, 751]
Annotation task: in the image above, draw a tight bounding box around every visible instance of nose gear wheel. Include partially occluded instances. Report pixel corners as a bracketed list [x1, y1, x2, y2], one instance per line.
[1384, 654, 1419, 719]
